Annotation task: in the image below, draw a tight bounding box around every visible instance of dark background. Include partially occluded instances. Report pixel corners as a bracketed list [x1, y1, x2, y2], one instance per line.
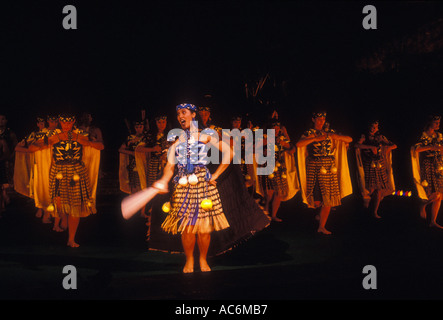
[2, 0, 443, 191]
[2, 1, 443, 304]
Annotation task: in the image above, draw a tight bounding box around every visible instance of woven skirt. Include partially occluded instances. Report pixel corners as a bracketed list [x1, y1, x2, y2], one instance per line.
[420, 157, 443, 197]
[146, 156, 162, 187]
[49, 161, 95, 218]
[306, 156, 341, 207]
[362, 157, 389, 192]
[258, 165, 288, 198]
[161, 168, 230, 235]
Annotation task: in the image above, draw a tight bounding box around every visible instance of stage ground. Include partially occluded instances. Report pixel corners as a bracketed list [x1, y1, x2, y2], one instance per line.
[1, 180, 443, 301]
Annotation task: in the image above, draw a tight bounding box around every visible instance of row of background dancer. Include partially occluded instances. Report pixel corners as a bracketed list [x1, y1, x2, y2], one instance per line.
[13, 113, 104, 247]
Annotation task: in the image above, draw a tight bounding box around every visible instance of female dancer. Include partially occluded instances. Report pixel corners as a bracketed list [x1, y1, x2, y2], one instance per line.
[411, 115, 443, 228]
[150, 103, 270, 273]
[296, 111, 353, 234]
[14, 117, 50, 221]
[256, 120, 298, 221]
[355, 120, 396, 218]
[31, 114, 104, 246]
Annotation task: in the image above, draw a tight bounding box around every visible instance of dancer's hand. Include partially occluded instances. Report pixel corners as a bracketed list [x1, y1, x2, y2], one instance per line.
[209, 174, 218, 186]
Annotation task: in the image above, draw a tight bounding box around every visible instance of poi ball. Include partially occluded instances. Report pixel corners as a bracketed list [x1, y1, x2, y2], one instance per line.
[56, 172, 63, 180]
[281, 174, 287, 179]
[86, 201, 93, 208]
[162, 202, 171, 213]
[201, 199, 213, 211]
[422, 180, 429, 187]
[371, 162, 376, 168]
[377, 162, 383, 169]
[245, 174, 251, 181]
[438, 165, 443, 172]
[330, 166, 338, 174]
[47, 204, 55, 212]
[268, 173, 274, 179]
[273, 166, 278, 173]
[178, 176, 188, 186]
[320, 166, 327, 175]
[72, 174, 80, 182]
[276, 162, 281, 167]
[188, 174, 198, 185]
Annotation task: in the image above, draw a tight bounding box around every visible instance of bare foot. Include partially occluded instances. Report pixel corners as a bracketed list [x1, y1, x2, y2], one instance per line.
[429, 222, 443, 229]
[373, 213, 381, 219]
[317, 227, 332, 235]
[35, 208, 43, 218]
[53, 225, 64, 232]
[199, 258, 211, 272]
[67, 241, 80, 248]
[183, 258, 194, 273]
[271, 216, 282, 222]
[42, 212, 52, 224]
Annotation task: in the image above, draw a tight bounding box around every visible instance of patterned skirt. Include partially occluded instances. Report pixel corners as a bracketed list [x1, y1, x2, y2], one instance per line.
[146, 156, 162, 187]
[49, 161, 95, 218]
[258, 165, 288, 198]
[306, 156, 341, 207]
[420, 157, 443, 197]
[362, 157, 389, 192]
[161, 168, 230, 234]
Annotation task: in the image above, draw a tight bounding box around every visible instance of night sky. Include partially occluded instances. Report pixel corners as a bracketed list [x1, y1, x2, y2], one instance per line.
[2, 1, 443, 186]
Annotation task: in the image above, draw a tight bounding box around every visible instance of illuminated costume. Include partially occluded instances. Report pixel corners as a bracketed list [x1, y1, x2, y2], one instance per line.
[297, 113, 352, 208]
[355, 122, 395, 206]
[149, 104, 270, 256]
[411, 118, 443, 200]
[161, 119, 229, 235]
[13, 117, 48, 199]
[48, 116, 98, 218]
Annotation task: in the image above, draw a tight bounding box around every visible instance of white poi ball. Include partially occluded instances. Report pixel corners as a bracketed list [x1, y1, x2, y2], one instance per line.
[320, 166, 327, 175]
[422, 180, 429, 187]
[188, 174, 198, 185]
[245, 174, 251, 181]
[178, 176, 188, 186]
[268, 173, 274, 179]
[72, 174, 80, 182]
[56, 172, 63, 180]
[47, 204, 55, 212]
[331, 166, 338, 174]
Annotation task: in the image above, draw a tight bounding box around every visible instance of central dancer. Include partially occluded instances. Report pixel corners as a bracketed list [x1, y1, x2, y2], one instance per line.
[152, 103, 269, 273]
